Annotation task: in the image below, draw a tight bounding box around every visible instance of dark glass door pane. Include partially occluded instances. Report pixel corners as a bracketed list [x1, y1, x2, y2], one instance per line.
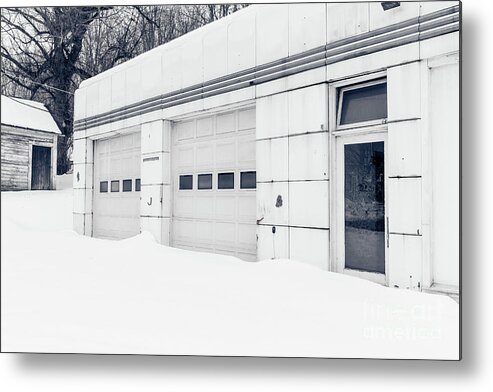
[344, 142, 385, 274]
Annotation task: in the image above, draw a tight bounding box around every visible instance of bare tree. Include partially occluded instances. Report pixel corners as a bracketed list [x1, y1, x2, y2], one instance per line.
[1, 5, 248, 174]
[1, 7, 109, 173]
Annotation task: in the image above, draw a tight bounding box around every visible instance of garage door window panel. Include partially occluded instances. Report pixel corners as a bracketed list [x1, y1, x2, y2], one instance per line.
[218, 172, 234, 189]
[122, 179, 132, 192]
[100, 181, 108, 193]
[179, 175, 193, 190]
[198, 174, 213, 190]
[135, 178, 141, 191]
[240, 171, 256, 189]
[111, 180, 120, 192]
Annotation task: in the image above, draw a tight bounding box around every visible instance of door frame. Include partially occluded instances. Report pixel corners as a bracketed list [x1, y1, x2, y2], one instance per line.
[331, 129, 389, 285]
[328, 71, 389, 285]
[28, 141, 55, 190]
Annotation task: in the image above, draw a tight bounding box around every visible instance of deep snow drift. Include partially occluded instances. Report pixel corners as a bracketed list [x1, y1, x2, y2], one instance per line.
[1, 176, 459, 359]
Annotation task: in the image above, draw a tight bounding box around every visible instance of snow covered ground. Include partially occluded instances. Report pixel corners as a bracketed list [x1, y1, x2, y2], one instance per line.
[1, 176, 459, 359]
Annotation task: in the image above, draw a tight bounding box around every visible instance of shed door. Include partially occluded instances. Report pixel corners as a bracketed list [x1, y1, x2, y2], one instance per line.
[31, 145, 51, 190]
[93, 132, 141, 239]
[172, 108, 257, 261]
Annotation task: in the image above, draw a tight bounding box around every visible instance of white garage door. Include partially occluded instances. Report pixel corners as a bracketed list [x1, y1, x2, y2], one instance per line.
[172, 108, 257, 261]
[93, 132, 141, 239]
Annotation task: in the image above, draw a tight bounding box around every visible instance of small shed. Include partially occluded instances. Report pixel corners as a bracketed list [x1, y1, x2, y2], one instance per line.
[1, 95, 61, 191]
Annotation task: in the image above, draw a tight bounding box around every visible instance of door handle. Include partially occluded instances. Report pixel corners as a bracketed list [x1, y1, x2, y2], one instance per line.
[147, 197, 152, 206]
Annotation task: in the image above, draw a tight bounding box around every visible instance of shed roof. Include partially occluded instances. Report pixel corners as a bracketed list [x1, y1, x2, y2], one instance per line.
[1, 95, 61, 134]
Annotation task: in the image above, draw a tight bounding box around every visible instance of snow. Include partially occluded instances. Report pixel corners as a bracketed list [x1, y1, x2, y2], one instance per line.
[1, 177, 459, 359]
[1, 95, 61, 134]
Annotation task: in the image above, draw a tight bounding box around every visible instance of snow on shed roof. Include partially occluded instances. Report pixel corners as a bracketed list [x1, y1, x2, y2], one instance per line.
[1, 95, 61, 134]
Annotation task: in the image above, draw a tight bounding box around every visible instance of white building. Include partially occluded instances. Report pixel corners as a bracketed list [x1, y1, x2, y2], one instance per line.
[73, 2, 460, 297]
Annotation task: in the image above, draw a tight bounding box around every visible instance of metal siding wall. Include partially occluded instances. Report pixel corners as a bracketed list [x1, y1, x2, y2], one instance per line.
[256, 83, 329, 269]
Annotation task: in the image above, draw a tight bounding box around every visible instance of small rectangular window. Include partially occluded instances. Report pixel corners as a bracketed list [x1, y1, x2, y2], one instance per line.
[218, 172, 234, 189]
[179, 175, 193, 190]
[122, 179, 132, 192]
[240, 171, 256, 189]
[100, 181, 108, 193]
[338, 80, 387, 126]
[135, 178, 141, 192]
[198, 174, 212, 190]
[111, 180, 119, 192]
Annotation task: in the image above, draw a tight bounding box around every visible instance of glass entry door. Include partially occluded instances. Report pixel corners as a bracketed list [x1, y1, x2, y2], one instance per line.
[335, 132, 388, 283]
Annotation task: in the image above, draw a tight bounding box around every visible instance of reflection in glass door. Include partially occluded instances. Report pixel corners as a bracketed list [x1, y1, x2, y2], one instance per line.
[344, 142, 385, 274]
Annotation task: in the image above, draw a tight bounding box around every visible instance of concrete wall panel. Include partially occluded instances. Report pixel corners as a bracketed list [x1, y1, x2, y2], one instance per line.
[256, 138, 288, 182]
[388, 120, 421, 177]
[162, 45, 183, 93]
[289, 132, 329, 181]
[72, 163, 93, 190]
[288, 3, 326, 56]
[388, 178, 422, 235]
[203, 25, 228, 82]
[326, 3, 369, 44]
[327, 42, 420, 82]
[289, 181, 329, 229]
[369, 2, 419, 31]
[141, 54, 163, 99]
[387, 62, 421, 121]
[255, 4, 289, 65]
[227, 13, 256, 74]
[85, 83, 100, 118]
[420, 32, 459, 60]
[98, 76, 112, 114]
[290, 227, 329, 270]
[140, 184, 163, 217]
[257, 182, 289, 226]
[288, 84, 328, 135]
[256, 93, 289, 140]
[203, 87, 255, 111]
[110, 70, 126, 111]
[257, 224, 289, 260]
[141, 152, 171, 185]
[388, 234, 422, 290]
[286, 67, 326, 92]
[181, 36, 204, 88]
[419, 1, 458, 16]
[141, 120, 169, 154]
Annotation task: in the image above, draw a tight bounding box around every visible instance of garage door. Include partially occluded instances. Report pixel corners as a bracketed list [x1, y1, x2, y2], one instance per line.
[172, 108, 257, 261]
[93, 132, 141, 239]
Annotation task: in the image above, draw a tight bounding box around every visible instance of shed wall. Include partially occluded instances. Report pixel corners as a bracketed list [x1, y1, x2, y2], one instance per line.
[1, 125, 57, 191]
